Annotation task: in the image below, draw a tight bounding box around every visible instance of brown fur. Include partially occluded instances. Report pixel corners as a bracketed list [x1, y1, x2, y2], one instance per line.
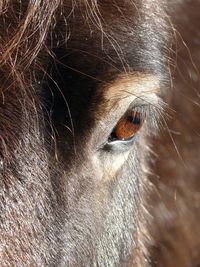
[0, 1, 199, 266]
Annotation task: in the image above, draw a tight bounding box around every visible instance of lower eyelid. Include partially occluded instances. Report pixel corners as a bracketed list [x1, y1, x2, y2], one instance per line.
[103, 137, 137, 153]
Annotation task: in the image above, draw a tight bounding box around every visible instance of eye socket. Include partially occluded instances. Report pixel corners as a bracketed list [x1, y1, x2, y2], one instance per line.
[108, 109, 145, 143]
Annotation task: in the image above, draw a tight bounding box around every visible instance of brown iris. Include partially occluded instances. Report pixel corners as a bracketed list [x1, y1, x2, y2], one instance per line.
[111, 111, 144, 141]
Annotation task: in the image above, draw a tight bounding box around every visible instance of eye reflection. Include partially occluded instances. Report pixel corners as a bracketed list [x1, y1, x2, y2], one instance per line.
[109, 110, 145, 142]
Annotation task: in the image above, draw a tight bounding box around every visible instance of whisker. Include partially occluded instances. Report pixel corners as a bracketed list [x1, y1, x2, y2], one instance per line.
[159, 111, 187, 169]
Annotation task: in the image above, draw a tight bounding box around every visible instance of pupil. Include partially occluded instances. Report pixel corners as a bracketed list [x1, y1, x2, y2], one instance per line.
[127, 114, 141, 125]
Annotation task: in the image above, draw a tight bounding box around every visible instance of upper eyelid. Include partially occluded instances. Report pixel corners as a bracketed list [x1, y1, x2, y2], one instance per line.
[130, 93, 162, 107]
[102, 73, 160, 108]
[100, 99, 164, 152]
[92, 93, 164, 150]
[103, 93, 162, 132]
[130, 94, 165, 118]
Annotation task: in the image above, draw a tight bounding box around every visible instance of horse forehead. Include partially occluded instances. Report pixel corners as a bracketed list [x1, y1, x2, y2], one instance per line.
[60, 0, 167, 95]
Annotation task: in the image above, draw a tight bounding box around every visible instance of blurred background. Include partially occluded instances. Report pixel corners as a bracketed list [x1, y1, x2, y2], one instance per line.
[149, 1, 200, 266]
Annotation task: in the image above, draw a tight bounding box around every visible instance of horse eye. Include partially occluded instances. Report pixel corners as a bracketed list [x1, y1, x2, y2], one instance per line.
[108, 110, 145, 143]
